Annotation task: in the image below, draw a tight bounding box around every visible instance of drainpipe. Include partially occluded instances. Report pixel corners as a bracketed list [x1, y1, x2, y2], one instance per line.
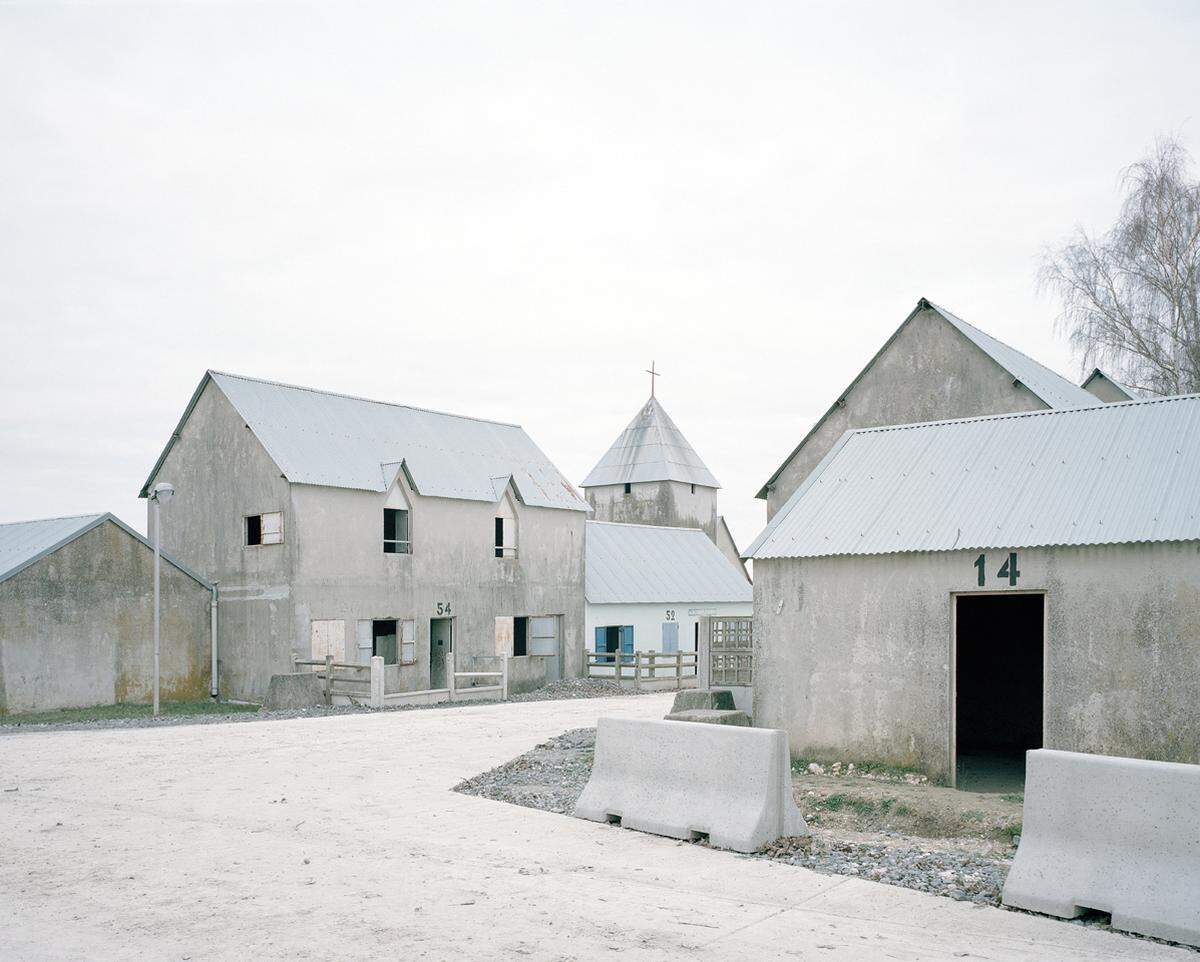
[210, 582, 219, 700]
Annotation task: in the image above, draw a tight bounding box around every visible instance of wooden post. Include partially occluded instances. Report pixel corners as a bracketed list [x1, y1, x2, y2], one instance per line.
[501, 655, 509, 701]
[676, 650, 683, 690]
[446, 649, 456, 702]
[634, 651, 642, 692]
[647, 650, 655, 681]
[370, 655, 384, 709]
[324, 654, 333, 706]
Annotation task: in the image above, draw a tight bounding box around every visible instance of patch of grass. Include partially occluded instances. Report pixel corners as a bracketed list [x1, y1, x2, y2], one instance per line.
[0, 700, 259, 727]
[1000, 793, 1024, 805]
[792, 756, 931, 781]
[993, 821, 1023, 842]
[811, 793, 912, 818]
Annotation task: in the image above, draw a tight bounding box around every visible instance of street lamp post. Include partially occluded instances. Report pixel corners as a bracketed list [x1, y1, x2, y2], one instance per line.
[150, 482, 175, 716]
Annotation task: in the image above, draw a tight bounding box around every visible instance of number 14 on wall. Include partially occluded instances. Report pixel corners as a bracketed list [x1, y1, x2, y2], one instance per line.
[973, 552, 1020, 587]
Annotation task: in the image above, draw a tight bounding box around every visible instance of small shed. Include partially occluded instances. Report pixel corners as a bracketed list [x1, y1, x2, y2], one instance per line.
[0, 513, 213, 714]
[585, 521, 752, 668]
[746, 395, 1200, 784]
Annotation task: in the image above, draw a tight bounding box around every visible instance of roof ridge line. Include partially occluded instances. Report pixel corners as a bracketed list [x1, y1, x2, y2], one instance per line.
[926, 301, 1080, 386]
[208, 369, 523, 429]
[846, 390, 1196, 438]
[586, 519, 706, 532]
[0, 512, 103, 528]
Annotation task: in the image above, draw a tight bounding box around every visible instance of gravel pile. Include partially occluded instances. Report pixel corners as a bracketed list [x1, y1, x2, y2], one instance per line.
[757, 834, 1010, 905]
[508, 678, 640, 702]
[454, 727, 596, 814]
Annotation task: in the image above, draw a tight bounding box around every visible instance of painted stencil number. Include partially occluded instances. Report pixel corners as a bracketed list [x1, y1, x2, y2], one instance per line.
[665, 609, 676, 621]
[974, 552, 1020, 587]
[436, 602, 452, 616]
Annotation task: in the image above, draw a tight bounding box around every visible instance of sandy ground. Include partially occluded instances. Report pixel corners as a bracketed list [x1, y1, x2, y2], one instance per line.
[0, 693, 1191, 962]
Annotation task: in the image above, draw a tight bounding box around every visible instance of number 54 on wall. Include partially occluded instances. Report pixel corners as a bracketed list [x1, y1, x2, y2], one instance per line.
[973, 552, 1020, 587]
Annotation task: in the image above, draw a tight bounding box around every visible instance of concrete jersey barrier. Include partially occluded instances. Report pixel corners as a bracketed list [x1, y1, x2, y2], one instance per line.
[574, 717, 807, 853]
[1001, 749, 1200, 947]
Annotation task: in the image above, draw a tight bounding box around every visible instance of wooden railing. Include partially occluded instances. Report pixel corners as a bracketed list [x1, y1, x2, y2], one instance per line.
[583, 650, 698, 690]
[293, 654, 371, 706]
[448, 651, 508, 701]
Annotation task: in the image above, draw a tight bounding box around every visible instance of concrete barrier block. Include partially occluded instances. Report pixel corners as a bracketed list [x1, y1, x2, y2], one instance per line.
[1002, 749, 1200, 947]
[670, 689, 735, 712]
[663, 709, 751, 726]
[574, 717, 807, 853]
[264, 673, 323, 709]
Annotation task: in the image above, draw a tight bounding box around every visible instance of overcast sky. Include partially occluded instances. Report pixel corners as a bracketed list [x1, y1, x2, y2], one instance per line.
[2, 1, 1198, 550]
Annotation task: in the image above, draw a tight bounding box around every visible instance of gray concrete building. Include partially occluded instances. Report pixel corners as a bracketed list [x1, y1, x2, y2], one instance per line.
[582, 389, 744, 571]
[757, 298, 1102, 521]
[0, 513, 213, 713]
[745, 395, 1200, 785]
[140, 371, 589, 701]
[1081, 367, 1141, 403]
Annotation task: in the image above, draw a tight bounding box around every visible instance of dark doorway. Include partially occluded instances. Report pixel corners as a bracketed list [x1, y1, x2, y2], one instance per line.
[429, 618, 453, 689]
[955, 594, 1044, 792]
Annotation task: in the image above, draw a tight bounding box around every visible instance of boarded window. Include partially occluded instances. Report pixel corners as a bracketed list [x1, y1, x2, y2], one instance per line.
[495, 616, 514, 656]
[513, 616, 528, 657]
[529, 616, 559, 657]
[246, 511, 282, 546]
[662, 622, 679, 654]
[310, 620, 346, 662]
[384, 508, 410, 554]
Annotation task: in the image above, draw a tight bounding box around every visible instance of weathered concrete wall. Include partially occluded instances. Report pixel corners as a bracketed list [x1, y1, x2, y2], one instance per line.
[288, 474, 585, 698]
[753, 542, 1200, 780]
[0, 521, 210, 713]
[764, 307, 1049, 519]
[586, 481, 745, 572]
[1082, 375, 1133, 403]
[149, 379, 586, 701]
[149, 380, 295, 701]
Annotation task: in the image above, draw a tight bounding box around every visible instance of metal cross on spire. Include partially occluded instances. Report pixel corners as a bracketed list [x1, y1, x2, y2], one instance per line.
[645, 361, 660, 398]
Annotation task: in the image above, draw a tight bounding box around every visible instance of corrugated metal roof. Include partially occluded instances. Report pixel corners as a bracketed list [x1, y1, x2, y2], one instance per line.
[0, 513, 211, 587]
[142, 371, 588, 512]
[586, 521, 752, 604]
[931, 302, 1102, 410]
[746, 393, 1200, 560]
[756, 298, 1101, 499]
[581, 397, 720, 488]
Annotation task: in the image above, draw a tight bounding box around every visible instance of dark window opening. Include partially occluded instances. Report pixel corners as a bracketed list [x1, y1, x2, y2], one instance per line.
[245, 512, 281, 546]
[384, 508, 410, 554]
[623, 482, 631, 494]
[513, 616, 528, 657]
[373, 619, 398, 665]
[246, 514, 261, 546]
[495, 517, 504, 558]
[690, 483, 695, 494]
[956, 593, 1044, 792]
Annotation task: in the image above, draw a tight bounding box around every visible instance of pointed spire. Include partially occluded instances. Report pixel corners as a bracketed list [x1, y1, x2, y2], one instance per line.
[581, 395, 720, 489]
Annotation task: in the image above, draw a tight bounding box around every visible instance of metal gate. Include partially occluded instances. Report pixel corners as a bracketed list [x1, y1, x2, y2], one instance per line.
[709, 617, 753, 686]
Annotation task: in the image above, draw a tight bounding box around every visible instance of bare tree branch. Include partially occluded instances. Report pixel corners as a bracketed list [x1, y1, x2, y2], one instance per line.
[1041, 136, 1200, 396]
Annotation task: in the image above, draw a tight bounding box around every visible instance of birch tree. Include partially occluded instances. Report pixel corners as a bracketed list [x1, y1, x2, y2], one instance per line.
[1041, 137, 1200, 396]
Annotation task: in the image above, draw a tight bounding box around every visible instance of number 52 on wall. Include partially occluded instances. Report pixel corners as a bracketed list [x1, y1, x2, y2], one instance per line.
[973, 552, 1020, 587]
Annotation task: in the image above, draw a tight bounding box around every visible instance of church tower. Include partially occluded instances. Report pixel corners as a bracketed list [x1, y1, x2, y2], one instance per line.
[581, 364, 744, 573]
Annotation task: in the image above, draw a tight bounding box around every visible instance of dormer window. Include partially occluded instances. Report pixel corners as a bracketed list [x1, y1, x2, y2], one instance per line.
[495, 491, 518, 558]
[384, 508, 410, 554]
[384, 477, 412, 555]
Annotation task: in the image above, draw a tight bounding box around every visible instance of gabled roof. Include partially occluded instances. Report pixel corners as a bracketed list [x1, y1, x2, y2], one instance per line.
[141, 371, 588, 512]
[1082, 367, 1142, 402]
[746, 393, 1200, 560]
[581, 396, 720, 489]
[586, 521, 752, 604]
[0, 513, 211, 587]
[756, 298, 1101, 499]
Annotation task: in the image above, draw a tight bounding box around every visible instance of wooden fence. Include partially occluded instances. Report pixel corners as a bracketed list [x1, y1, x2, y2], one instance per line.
[583, 650, 698, 690]
[292, 654, 372, 706]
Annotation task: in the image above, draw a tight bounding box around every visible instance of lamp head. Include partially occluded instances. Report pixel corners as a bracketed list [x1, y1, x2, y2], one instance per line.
[152, 482, 175, 503]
